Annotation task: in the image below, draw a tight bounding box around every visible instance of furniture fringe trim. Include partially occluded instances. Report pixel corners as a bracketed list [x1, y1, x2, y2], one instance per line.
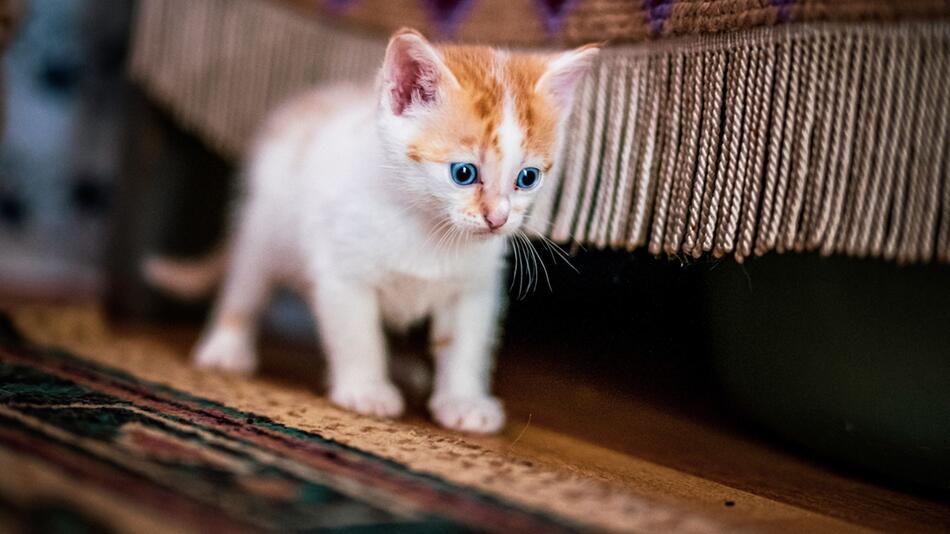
[130, 0, 950, 264]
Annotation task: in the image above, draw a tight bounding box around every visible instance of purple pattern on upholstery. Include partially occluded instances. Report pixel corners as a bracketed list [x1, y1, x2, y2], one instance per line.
[325, 0, 356, 9]
[770, 0, 795, 23]
[642, 0, 674, 35]
[424, 0, 478, 37]
[534, 0, 578, 34]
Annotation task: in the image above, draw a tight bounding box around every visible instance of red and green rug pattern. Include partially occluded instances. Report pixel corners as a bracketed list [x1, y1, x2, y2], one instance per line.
[0, 314, 583, 533]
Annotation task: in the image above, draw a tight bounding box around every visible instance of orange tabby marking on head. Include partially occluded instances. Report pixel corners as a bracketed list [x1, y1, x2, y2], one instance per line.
[406, 46, 560, 168]
[503, 55, 558, 156]
[442, 47, 503, 141]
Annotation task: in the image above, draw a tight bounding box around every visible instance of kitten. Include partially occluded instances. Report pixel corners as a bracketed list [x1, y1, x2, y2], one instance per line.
[147, 29, 598, 433]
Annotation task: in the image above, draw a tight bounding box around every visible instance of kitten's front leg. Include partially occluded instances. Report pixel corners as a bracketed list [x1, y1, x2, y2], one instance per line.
[311, 277, 404, 418]
[429, 285, 505, 434]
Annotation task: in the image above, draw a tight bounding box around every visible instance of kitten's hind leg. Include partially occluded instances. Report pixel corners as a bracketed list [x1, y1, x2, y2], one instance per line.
[193, 226, 271, 374]
[310, 277, 404, 418]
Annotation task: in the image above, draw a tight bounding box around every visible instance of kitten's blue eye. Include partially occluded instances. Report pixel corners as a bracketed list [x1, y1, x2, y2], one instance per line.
[450, 163, 478, 186]
[516, 167, 541, 190]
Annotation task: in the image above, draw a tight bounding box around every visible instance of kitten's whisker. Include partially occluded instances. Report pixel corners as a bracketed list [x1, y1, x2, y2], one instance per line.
[513, 236, 525, 298]
[426, 220, 447, 249]
[521, 231, 552, 292]
[514, 215, 579, 274]
[508, 239, 518, 292]
[520, 214, 552, 235]
[449, 226, 462, 260]
[515, 235, 530, 300]
[536, 235, 560, 263]
[521, 227, 577, 273]
[434, 221, 455, 253]
[522, 214, 587, 255]
[422, 218, 453, 250]
[519, 233, 536, 295]
[524, 233, 542, 294]
[535, 234, 578, 273]
[445, 227, 460, 255]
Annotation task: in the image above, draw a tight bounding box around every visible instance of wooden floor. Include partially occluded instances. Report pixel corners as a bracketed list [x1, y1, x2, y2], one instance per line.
[3, 288, 948, 532]
[96, 310, 950, 534]
[492, 349, 950, 533]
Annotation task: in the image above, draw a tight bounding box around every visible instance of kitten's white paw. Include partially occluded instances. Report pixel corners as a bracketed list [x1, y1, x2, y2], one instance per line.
[330, 381, 405, 418]
[429, 395, 505, 434]
[193, 329, 258, 375]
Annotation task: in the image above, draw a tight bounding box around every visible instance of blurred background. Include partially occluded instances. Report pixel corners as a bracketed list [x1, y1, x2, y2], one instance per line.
[1, 1, 949, 527]
[1, 0, 130, 300]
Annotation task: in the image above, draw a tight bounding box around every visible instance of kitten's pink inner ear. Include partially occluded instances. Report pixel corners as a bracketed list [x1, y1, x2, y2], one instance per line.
[384, 31, 449, 116]
[536, 44, 601, 109]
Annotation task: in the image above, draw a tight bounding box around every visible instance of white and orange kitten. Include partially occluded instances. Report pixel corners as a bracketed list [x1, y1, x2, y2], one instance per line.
[148, 29, 598, 433]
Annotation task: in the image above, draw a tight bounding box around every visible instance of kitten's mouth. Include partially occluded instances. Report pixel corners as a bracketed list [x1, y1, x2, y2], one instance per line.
[474, 227, 503, 237]
[451, 222, 506, 239]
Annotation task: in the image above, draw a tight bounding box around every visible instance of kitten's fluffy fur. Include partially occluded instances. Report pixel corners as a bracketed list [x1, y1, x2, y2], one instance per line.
[153, 30, 597, 433]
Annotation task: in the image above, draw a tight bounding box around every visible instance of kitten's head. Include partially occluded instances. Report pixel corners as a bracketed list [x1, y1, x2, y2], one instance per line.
[376, 29, 599, 239]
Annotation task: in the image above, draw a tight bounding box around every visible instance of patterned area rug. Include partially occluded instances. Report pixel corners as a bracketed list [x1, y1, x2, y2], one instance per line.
[0, 314, 588, 532]
[0, 306, 726, 533]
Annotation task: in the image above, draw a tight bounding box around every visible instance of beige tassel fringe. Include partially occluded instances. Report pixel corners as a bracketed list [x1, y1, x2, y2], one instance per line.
[130, 0, 950, 265]
[539, 22, 950, 265]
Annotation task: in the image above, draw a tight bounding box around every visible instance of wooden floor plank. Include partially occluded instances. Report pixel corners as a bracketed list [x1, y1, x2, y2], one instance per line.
[3, 301, 948, 533]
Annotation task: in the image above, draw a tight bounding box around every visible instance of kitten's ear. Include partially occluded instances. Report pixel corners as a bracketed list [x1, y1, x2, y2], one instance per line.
[382, 28, 457, 116]
[536, 44, 601, 109]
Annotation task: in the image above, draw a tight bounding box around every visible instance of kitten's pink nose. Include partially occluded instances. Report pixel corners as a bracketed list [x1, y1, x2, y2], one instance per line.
[483, 208, 509, 231]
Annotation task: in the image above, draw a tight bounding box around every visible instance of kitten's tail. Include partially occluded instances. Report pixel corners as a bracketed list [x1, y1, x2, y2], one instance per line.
[141, 244, 228, 301]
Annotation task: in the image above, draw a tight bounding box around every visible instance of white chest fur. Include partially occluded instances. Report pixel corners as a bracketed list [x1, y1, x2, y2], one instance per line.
[376, 272, 449, 331]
